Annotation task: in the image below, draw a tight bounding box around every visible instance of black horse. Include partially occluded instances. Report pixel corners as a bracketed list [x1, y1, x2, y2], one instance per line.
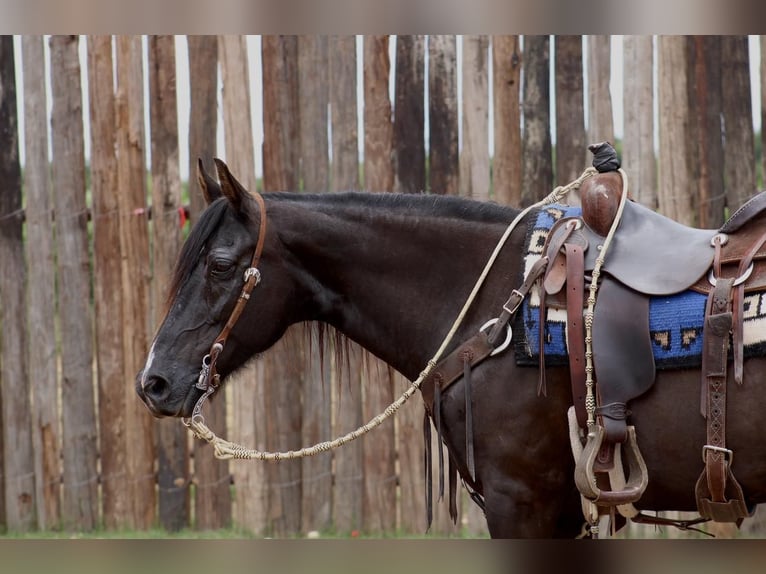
[137, 159, 766, 538]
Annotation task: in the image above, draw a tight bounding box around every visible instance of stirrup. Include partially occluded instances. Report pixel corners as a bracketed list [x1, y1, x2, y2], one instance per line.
[574, 423, 648, 505]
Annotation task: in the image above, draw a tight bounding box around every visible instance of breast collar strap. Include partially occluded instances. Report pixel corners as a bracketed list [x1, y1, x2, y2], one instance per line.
[196, 192, 268, 392]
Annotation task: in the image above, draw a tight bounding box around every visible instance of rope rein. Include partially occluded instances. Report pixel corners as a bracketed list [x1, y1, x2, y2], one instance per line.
[184, 168, 598, 461]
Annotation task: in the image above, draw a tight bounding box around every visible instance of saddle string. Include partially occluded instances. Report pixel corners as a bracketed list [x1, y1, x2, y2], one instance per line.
[184, 168, 599, 461]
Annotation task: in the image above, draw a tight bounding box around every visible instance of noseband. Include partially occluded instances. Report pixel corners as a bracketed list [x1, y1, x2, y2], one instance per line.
[192, 192, 268, 396]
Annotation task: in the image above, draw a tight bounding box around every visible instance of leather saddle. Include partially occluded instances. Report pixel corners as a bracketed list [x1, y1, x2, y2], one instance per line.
[547, 170, 766, 523]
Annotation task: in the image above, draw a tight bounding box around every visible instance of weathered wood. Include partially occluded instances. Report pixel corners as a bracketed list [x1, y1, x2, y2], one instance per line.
[554, 35, 586, 188]
[688, 36, 724, 227]
[21, 34, 60, 531]
[87, 34, 128, 530]
[0, 35, 35, 532]
[329, 34, 364, 534]
[428, 35, 458, 196]
[260, 34, 303, 537]
[219, 34, 268, 535]
[392, 34, 427, 535]
[622, 35, 657, 210]
[393, 35, 425, 195]
[297, 35, 332, 535]
[50, 35, 98, 531]
[492, 35, 522, 206]
[148, 35, 189, 532]
[460, 35, 490, 201]
[187, 35, 220, 222]
[115, 35, 156, 529]
[187, 34, 232, 531]
[362, 35, 397, 533]
[587, 35, 614, 146]
[657, 36, 695, 225]
[721, 35, 757, 211]
[521, 35, 553, 207]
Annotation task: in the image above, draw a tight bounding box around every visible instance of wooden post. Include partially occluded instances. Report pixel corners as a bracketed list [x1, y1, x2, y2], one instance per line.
[721, 35, 757, 211]
[554, 35, 586, 188]
[21, 35, 61, 531]
[187, 34, 232, 531]
[428, 35, 459, 196]
[587, 35, 614, 145]
[492, 35, 522, 206]
[329, 35, 364, 534]
[148, 35, 190, 532]
[762, 35, 766, 190]
[297, 35, 332, 535]
[50, 35, 99, 531]
[220, 34, 268, 536]
[0, 35, 36, 532]
[521, 35, 553, 207]
[88, 34, 129, 530]
[460, 35, 490, 201]
[657, 36, 694, 225]
[362, 35, 397, 534]
[623, 35, 657, 210]
[392, 34, 428, 535]
[260, 34, 302, 537]
[688, 36, 724, 227]
[115, 35, 156, 529]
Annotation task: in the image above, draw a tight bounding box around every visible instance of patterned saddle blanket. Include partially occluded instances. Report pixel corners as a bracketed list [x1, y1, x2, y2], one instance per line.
[513, 204, 766, 369]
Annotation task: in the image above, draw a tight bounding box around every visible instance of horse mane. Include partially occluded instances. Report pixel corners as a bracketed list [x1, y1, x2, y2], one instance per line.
[166, 197, 229, 309]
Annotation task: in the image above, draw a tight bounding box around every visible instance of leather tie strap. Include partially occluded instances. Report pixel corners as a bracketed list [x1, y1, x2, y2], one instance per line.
[565, 242, 587, 429]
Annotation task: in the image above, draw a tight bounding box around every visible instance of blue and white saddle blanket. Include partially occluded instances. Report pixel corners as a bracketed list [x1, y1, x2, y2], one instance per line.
[513, 204, 766, 369]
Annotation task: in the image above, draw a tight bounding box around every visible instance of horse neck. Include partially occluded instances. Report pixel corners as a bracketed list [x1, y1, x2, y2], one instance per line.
[268, 192, 516, 380]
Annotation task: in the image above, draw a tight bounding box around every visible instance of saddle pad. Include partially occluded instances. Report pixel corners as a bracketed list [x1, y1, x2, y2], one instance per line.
[513, 204, 766, 369]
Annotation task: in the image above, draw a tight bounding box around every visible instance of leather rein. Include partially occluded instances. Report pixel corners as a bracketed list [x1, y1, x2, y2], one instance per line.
[183, 192, 268, 425]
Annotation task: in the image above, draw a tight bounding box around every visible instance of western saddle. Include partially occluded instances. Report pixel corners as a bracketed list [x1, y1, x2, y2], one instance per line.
[542, 145, 766, 530]
[419, 142, 766, 534]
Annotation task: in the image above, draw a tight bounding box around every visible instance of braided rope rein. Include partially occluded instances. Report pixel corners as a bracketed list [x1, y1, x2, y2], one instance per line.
[184, 168, 598, 461]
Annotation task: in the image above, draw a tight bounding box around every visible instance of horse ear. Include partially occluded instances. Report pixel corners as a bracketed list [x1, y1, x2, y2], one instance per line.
[197, 158, 222, 205]
[213, 158, 250, 212]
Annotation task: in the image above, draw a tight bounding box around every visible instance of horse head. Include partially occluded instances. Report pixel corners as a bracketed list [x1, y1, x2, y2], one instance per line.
[136, 159, 295, 418]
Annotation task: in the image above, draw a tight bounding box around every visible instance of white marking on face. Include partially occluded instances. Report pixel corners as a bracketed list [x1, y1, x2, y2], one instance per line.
[141, 341, 156, 389]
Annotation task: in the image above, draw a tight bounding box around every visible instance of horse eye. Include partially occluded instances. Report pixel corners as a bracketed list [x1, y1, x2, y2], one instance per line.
[209, 258, 235, 276]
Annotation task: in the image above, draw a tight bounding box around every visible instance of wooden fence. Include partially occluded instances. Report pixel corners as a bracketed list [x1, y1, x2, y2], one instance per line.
[0, 34, 764, 537]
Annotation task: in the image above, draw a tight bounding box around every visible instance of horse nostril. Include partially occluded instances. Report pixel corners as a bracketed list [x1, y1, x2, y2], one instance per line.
[142, 375, 171, 403]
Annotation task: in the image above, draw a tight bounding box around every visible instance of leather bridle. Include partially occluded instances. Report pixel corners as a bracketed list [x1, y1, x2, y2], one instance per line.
[193, 192, 268, 395]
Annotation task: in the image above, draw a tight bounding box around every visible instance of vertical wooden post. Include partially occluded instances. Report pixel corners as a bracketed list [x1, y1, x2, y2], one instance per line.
[492, 35, 522, 206]
[88, 34, 129, 529]
[587, 35, 615, 145]
[297, 35, 332, 535]
[623, 35, 657, 210]
[50, 35, 99, 530]
[721, 35, 757, 211]
[115, 34, 156, 529]
[187, 34, 232, 531]
[329, 34, 364, 534]
[762, 35, 766, 189]
[554, 35, 586, 188]
[362, 35, 397, 534]
[260, 34, 302, 537]
[688, 36, 724, 227]
[0, 35, 35, 532]
[219, 34, 268, 536]
[460, 35, 490, 201]
[392, 34, 428, 535]
[22, 34, 61, 531]
[521, 35, 553, 207]
[148, 35, 190, 532]
[428, 35, 459, 196]
[657, 36, 694, 225]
